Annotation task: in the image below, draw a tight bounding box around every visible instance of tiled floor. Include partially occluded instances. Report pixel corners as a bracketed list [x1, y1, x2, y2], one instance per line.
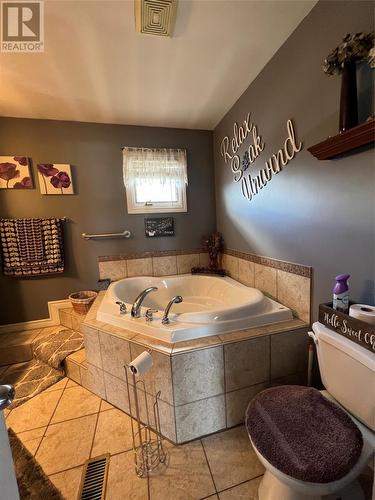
[5, 377, 264, 499]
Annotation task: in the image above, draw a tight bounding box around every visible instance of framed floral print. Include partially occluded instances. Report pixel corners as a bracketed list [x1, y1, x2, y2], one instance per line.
[0, 156, 33, 189]
[37, 164, 74, 195]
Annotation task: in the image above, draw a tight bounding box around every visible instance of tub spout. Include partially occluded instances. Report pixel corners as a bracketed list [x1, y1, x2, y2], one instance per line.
[131, 287, 158, 318]
[162, 296, 183, 325]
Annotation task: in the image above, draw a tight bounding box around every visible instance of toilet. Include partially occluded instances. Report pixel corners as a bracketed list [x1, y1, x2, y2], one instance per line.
[246, 321, 375, 500]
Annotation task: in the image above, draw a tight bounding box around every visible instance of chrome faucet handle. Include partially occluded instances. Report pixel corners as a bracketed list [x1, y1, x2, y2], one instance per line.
[0, 384, 15, 411]
[145, 309, 158, 322]
[162, 296, 183, 325]
[116, 301, 127, 314]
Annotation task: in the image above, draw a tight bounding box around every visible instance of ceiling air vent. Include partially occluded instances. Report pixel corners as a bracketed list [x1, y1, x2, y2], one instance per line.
[135, 0, 177, 37]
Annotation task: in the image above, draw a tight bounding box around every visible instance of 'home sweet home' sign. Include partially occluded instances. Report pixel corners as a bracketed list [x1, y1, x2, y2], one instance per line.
[220, 113, 303, 201]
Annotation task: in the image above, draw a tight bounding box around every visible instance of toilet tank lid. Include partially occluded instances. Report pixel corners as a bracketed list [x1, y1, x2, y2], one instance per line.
[312, 322, 375, 371]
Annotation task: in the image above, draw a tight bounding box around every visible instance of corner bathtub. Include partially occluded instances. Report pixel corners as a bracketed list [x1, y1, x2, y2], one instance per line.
[96, 275, 293, 343]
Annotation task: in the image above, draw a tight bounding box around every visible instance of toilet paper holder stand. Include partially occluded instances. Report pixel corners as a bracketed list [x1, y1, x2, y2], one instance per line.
[124, 358, 167, 477]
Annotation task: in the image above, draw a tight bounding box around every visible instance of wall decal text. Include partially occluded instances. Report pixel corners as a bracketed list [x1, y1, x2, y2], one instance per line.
[220, 114, 302, 201]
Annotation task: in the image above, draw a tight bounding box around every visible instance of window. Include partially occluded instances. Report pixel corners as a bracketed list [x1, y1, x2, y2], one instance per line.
[123, 147, 187, 214]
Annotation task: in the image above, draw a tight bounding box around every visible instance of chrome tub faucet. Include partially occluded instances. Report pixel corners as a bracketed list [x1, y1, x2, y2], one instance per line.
[131, 287, 158, 318]
[162, 296, 183, 325]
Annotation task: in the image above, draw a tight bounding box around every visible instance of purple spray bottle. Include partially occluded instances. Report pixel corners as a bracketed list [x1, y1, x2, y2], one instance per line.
[333, 274, 350, 313]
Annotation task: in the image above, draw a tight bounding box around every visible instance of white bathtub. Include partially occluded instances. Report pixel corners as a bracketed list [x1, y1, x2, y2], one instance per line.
[96, 274, 293, 343]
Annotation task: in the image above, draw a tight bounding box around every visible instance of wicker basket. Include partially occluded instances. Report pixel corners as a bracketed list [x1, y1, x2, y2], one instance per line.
[69, 290, 98, 315]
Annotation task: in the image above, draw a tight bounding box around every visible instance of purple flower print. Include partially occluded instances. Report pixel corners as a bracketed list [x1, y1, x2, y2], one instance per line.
[0, 162, 20, 188]
[38, 163, 59, 194]
[13, 156, 28, 166]
[13, 177, 33, 189]
[37, 164, 59, 177]
[50, 171, 71, 194]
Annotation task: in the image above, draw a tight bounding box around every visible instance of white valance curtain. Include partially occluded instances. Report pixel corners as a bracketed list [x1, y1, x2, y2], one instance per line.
[123, 147, 188, 188]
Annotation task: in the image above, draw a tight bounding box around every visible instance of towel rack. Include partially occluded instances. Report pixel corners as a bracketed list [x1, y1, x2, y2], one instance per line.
[81, 230, 131, 240]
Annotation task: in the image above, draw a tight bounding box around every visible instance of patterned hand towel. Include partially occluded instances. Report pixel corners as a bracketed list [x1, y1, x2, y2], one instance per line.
[0, 218, 64, 276]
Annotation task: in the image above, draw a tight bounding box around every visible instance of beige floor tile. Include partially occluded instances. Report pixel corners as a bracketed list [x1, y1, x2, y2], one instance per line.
[91, 408, 133, 457]
[49, 466, 83, 500]
[66, 379, 79, 388]
[202, 426, 264, 491]
[45, 377, 68, 392]
[106, 451, 148, 500]
[17, 426, 46, 456]
[149, 440, 216, 500]
[36, 414, 97, 475]
[51, 385, 101, 423]
[6, 389, 63, 433]
[218, 476, 262, 499]
[69, 349, 86, 364]
[100, 399, 115, 411]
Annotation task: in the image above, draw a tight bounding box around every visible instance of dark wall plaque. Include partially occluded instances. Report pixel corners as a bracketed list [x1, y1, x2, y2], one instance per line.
[145, 217, 174, 238]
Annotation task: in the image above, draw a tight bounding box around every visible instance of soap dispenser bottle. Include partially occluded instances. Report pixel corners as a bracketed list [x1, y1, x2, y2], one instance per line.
[333, 274, 350, 313]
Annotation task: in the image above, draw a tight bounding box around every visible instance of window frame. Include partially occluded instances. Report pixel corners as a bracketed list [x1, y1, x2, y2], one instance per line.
[123, 147, 188, 214]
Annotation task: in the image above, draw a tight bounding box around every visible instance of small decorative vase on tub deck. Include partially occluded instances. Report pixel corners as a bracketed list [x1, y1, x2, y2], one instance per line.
[339, 61, 358, 132]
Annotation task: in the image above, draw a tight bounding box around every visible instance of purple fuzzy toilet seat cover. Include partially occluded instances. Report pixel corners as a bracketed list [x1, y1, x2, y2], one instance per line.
[245, 386, 363, 483]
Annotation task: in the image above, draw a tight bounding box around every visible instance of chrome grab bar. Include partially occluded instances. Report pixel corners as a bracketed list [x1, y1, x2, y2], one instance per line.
[82, 230, 131, 240]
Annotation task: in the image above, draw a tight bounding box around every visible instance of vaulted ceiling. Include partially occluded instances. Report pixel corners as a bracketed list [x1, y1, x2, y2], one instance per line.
[0, 0, 317, 129]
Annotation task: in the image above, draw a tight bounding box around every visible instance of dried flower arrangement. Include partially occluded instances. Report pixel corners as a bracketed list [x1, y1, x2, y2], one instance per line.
[323, 32, 374, 75]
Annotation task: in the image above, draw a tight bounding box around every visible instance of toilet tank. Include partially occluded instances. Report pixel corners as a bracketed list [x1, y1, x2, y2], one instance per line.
[312, 321, 375, 431]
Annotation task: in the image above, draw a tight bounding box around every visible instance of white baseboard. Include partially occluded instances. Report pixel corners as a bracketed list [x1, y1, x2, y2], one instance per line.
[0, 299, 71, 334]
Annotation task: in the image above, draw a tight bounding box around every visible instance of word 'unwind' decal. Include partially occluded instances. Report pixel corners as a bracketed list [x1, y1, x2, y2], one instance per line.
[220, 113, 302, 201]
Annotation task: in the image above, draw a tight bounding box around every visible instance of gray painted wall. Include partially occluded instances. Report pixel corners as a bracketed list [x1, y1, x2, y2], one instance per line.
[213, 0, 375, 319]
[0, 118, 215, 323]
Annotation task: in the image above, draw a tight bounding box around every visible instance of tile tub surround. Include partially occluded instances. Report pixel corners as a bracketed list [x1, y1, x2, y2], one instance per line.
[98, 248, 208, 282]
[80, 295, 309, 443]
[97, 247, 312, 323]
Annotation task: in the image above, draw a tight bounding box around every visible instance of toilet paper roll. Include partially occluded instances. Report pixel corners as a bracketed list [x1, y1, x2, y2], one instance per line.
[349, 304, 375, 326]
[129, 351, 153, 376]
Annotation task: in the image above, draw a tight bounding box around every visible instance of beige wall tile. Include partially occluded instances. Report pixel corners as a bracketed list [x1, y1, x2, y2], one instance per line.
[199, 252, 210, 267]
[175, 395, 225, 443]
[254, 263, 277, 298]
[153, 255, 177, 276]
[140, 391, 176, 442]
[202, 426, 264, 491]
[64, 359, 81, 384]
[103, 372, 130, 413]
[82, 325, 102, 368]
[71, 312, 85, 333]
[126, 258, 153, 277]
[80, 363, 106, 399]
[277, 270, 311, 323]
[225, 382, 269, 427]
[172, 346, 224, 405]
[237, 259, 255, 287]
[99, 331, 131, 379]
[270, 328, 309, 380]
[98, 260, 127, 281]
[59, 309, 72, 329]
[225, 336, 270, 392]
[149, 440, 216, 499]
[130, 343, 173, 405]
[222, 254, 239, 280]
[176, 253, 199, 274]
[36, 414, 97, 475]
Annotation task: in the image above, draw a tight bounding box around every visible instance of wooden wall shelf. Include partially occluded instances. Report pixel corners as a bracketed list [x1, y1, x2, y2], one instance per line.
[307, 118, 375, 160]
